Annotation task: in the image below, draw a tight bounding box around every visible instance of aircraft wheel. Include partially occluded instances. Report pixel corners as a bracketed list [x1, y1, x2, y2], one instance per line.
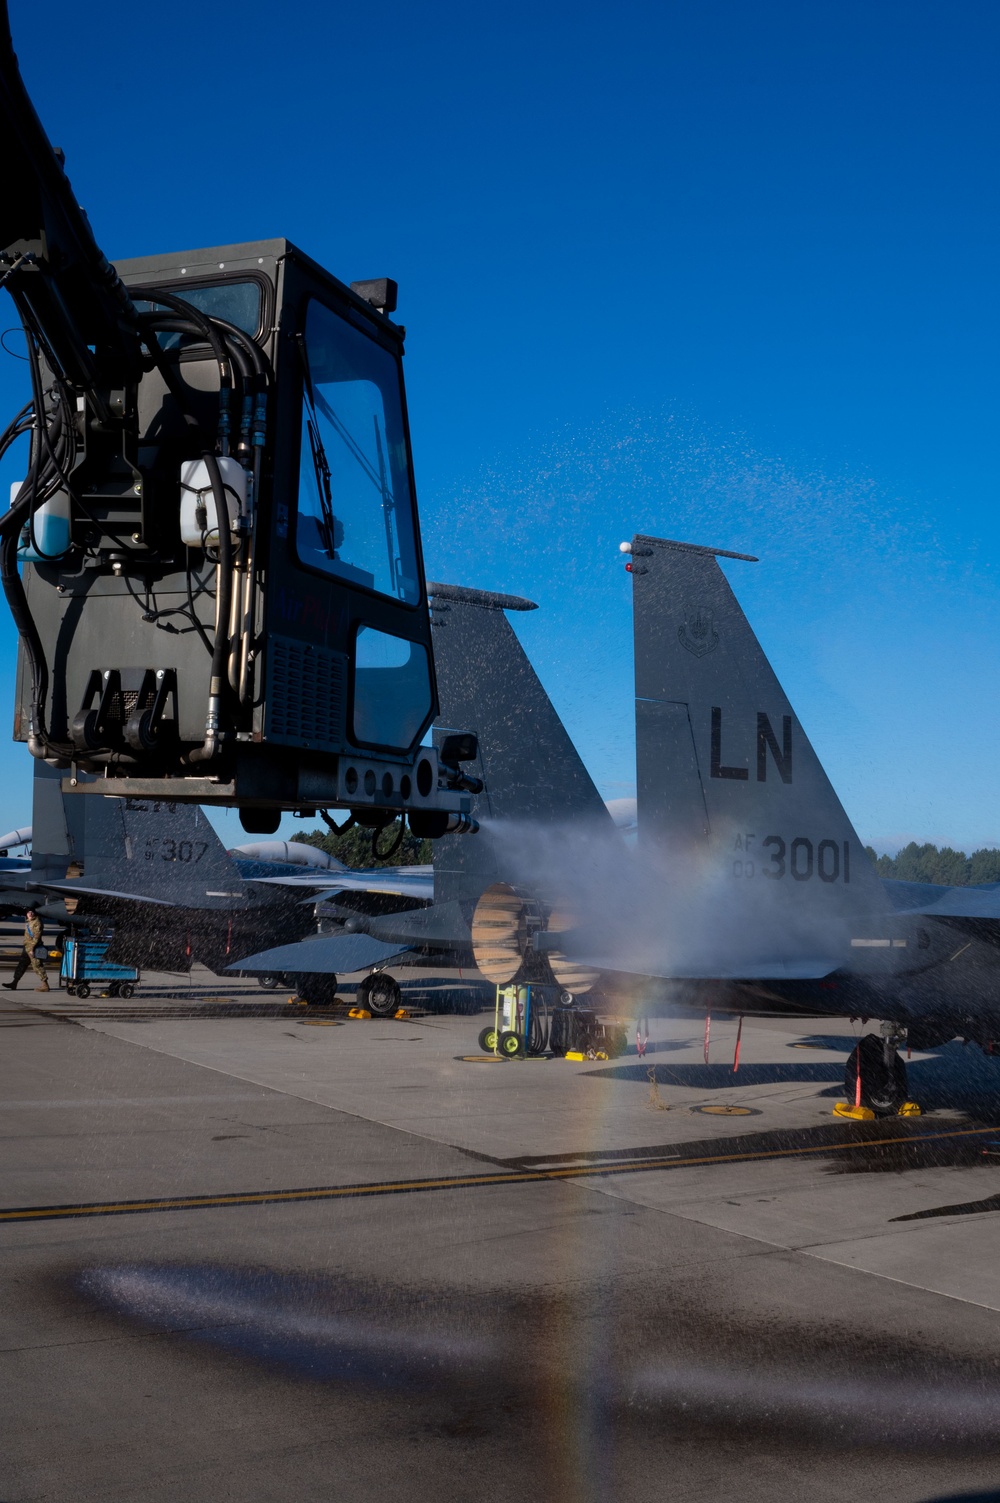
[606, 1027, 628, 1059]
[119, 983, 135, 999]
[499, 1030, 523, 1057]
[478, 1027, 500, 1053]
[296, 975, 338, 1007]
[76, 983, 90, 999]
[258, 973, 281, 990]
[845, 1033, 908, 1115]
[358, 972, 402, 1018]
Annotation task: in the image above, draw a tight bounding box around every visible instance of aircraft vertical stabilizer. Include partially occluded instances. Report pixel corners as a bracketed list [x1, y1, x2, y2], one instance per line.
[628, 534, 882, 963]
[31, 763, 246, 907]
[429, 584, 612, 909]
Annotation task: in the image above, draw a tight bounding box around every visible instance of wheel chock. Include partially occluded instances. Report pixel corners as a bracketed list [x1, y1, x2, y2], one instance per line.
[287, 996, 308, 1007]
[394, 1008, 410, 1019]
[564, 1050, 587, 1061]
[348, 1007, 372, 1019]
[898, 1100, 921, 1116]
[833, 1102, 876, 1121]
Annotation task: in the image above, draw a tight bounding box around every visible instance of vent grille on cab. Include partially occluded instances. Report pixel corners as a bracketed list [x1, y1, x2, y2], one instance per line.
[266, 635, 347, 751]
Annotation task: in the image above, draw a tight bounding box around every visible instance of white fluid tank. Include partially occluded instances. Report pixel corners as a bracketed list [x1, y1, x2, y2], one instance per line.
[179, 457, 247, 547]
[12, 482, 71, 561]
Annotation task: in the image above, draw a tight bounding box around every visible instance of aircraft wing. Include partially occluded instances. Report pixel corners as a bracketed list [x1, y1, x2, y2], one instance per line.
[882, 879, 1000, 921]
[37, 881, 179, 907]
[249, 868, 434, 901]
[228, 934, 410, 975]
[364, 899, 470, 946]
[548, 950, 841, 981]
[36, 880, 250, 908]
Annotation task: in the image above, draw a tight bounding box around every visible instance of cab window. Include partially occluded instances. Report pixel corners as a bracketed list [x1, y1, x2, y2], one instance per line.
[297, 299, 420, 605]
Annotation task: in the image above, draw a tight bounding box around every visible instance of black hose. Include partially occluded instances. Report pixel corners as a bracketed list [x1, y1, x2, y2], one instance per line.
[0, 369, 72, 757]
[0, 524, 65, 757]
[139, 300, 235, 455]
[13, 303, 76, 506]
[0, 400, 33, 457]
[319, 810, 356, 839]
[136, 292, 229, 369]
[528, 996, 550, 1056]
[372, 819, 405, 861]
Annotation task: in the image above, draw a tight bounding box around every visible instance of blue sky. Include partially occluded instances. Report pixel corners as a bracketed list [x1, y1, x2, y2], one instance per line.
[0, 0, 997, 853]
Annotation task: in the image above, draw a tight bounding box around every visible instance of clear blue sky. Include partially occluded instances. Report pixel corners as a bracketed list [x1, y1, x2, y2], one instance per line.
[0, 0, 997, 854]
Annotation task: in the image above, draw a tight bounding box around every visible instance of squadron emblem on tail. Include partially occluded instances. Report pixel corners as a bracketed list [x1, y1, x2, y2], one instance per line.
[678, 609, 719, 657]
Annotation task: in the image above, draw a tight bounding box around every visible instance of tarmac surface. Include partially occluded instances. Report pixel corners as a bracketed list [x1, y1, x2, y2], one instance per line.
[4, 961, 1000, 1501]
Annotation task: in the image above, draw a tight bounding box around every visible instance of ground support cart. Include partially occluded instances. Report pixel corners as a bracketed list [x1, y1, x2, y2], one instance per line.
[61, 938, 139, 999]
[477, 985, 629, 1059]
[478, 985, 538, 1056]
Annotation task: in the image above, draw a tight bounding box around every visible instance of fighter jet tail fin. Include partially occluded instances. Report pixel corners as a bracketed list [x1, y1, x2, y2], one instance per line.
[30, 762, 244, 905]
[629, 534, 882, 909]
[429, 583, 613, 908]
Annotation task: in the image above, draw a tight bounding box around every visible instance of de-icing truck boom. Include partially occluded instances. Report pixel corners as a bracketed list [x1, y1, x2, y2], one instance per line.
[0, 1, 480, 838]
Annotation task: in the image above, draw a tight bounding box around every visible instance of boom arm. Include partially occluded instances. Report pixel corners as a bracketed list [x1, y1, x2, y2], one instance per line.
[0, 3, 481, 841]
[0, 0, 143, 402]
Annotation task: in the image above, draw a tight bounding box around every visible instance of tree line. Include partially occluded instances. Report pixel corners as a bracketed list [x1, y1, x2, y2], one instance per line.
[291, 824, 1000, 883]
[291, 821, 433, 870]
[864, 841, 1000, 886]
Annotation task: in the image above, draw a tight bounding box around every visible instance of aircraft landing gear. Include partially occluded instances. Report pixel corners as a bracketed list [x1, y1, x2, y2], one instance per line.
[844, 1030, 909, 1116]
[295, 974, 338, 1006]
[357, 971, 402, 1018]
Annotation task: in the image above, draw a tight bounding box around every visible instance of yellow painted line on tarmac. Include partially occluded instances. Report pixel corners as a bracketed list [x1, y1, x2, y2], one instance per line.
[0, 1124, 995, 1225]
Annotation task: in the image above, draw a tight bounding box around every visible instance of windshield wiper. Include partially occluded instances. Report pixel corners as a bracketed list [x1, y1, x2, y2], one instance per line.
[372, 412, 401, 596]
[296, 335, 342, 558]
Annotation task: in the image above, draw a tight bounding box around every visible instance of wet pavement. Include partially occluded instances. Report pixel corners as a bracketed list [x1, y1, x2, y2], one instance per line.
[3, 965, 1000, 1501]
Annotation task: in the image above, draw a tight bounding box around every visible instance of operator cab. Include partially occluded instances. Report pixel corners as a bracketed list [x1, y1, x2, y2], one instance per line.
[12, 241, 471, 832]
[0, 1, 479, 836]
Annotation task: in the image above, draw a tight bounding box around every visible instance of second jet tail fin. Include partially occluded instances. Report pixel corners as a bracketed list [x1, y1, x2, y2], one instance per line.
[428, 582, 614, 909]
[628, 534, 882, 945]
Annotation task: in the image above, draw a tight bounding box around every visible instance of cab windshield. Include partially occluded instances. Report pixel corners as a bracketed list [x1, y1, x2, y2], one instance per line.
[296, 299, 420, 604]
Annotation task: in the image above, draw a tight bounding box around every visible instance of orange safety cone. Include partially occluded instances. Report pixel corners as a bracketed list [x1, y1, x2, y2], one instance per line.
[834, 1038, 875, 1120]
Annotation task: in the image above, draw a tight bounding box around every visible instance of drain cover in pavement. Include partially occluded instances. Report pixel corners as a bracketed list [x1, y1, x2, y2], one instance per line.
[689, 1104, 761, 1117]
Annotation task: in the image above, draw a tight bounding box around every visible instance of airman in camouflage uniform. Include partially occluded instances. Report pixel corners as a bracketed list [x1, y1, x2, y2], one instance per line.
[2, 908, 49, 991]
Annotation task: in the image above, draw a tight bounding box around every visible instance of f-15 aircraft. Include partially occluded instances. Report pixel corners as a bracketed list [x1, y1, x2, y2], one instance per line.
[470, 535, 1000, 1114]
[231, 579, 624, 1006]
[11, 763, 428, 992]
[238, 542, 1000, 1114]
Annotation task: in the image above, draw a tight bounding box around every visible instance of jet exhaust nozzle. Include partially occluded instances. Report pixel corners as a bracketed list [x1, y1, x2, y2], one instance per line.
[470, 882, 599, 992]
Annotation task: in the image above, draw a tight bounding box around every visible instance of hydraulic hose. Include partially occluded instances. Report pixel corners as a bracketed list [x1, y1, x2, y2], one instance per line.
[1, 524, 52, 757]
[139, 301, 268, 705]
[188, 452, 233, 765]
[528, 998, 550, 1056]
[372, 820, 406, 861]
[320, 811, 357, 839]
[0, 369, 75, 760]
